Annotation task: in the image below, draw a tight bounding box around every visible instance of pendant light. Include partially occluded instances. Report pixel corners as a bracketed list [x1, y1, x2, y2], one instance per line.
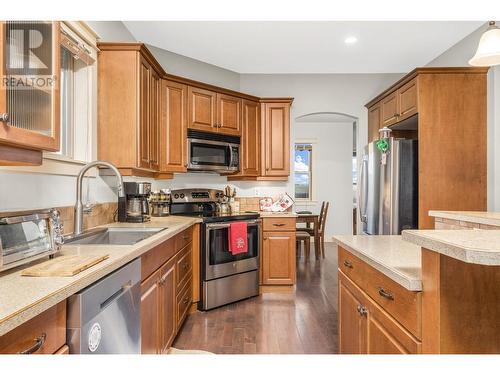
[469, 21, 500, 66]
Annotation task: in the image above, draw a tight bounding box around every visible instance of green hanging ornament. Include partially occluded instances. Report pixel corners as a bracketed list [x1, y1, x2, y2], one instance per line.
[376, 138, 389, 153]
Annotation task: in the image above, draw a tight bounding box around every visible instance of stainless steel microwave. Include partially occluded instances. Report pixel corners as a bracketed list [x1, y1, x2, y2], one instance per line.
[187, 130, 240, 173]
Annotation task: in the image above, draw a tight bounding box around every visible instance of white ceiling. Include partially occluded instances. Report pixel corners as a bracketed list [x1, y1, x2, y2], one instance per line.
[123, 21, 484, 74]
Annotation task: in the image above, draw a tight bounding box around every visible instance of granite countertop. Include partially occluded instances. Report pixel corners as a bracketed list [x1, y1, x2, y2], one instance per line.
[402, 229, 500, 266]
[332, 235, 422, 291]
[429, 210, 500, 227]
[0, 215, 201, 336]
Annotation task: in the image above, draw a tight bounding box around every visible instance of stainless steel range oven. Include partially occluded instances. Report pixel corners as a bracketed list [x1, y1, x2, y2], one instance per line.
[169, 188, 260, 311]
[202, 218, 260, 310]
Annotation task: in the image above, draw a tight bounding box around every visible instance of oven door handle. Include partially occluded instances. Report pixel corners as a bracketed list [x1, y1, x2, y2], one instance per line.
[205, 220, 260, 230]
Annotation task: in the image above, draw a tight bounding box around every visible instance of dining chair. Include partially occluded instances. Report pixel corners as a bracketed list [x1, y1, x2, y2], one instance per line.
[298, 201, 329, 258]
[296, 231, 311, 260]
[317, 202, 329, 258]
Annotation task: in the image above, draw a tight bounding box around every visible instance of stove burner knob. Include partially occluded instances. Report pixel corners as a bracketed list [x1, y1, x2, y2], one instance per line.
[174, 194, 179, 199]
[180, 193, 185, 199]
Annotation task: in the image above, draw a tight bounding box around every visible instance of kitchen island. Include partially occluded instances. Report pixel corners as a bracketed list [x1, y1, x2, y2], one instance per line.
[334, 212, 500, 354]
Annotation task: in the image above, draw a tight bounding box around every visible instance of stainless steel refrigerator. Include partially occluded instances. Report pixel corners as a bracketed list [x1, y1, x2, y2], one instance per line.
[358, 138, 418, 235]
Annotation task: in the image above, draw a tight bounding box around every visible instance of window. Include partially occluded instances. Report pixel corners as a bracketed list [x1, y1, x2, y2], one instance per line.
[55, 22, 97, 163]
[294, 143, 313, 200]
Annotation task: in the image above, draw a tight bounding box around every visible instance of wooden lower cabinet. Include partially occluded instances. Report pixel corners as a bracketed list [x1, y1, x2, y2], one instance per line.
[338, 271, 421, 354]
[159, 257, 176, 353]
[338, 275, 367, 354]
[140, 227, 194, 354]
[0, 300, 67, 354]
[262, 232, 296, 285]
[140, 268, 161, 354]
[261, 217, 297, 286]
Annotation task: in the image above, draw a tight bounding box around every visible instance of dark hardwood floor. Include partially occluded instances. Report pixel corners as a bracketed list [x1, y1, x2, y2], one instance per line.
[173, 242, 339, 354]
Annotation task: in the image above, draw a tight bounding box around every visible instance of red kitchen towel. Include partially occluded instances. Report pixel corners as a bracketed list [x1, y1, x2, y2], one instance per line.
[228, 222, 248, 255]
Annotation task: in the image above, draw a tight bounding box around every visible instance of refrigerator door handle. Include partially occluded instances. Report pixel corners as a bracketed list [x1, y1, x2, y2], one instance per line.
[358, 156, 368, 223]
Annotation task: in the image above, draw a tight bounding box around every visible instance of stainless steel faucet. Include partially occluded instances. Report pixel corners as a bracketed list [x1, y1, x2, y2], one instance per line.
[74, 161, 125, 236]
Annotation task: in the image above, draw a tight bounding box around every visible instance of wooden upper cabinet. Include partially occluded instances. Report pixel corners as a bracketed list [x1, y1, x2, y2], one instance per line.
[149, 70, 161, 171]
[0, 21, 61, 165]
[160, 79, 187, 173]
[368, 102, 382, 142]
[138, 57, 151, 170]
[188, 86, 217, 132]
[381, 91, 399, 127]
[374, 77, 418, 132]
[239, 100, 260, 176]
[97, 43, 166, 177]
[262, 231, 296, 285]
[262, 101, 291, 177]
[217, 93, 241, 135]
[397, 78, 418, 121]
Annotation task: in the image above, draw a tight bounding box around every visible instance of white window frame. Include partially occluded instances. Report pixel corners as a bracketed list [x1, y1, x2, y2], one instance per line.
[293, 139, 317, 203]
[0, 21, 98, 177]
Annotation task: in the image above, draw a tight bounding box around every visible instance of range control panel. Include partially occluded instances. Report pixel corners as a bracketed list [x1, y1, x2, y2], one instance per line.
[170, 189, 224, 203]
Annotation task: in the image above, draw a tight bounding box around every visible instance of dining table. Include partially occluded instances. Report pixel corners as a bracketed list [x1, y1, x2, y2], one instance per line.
[295, 212, 320, 258]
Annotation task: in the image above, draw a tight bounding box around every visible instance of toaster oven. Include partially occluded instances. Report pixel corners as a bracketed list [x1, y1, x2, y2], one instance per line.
[0, 209, 64, 272]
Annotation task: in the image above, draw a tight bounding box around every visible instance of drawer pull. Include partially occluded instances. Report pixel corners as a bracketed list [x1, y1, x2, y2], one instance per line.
[273, 223, 286, 227]
[356, 305, 368, 317]
[182, 235, 190, 240]
[378, 287, 394, 300]
[343, 260, 353, 269]
[183, 297, 190, 304]
[182, 263, 188, 270]
[19, 333, 46, 354]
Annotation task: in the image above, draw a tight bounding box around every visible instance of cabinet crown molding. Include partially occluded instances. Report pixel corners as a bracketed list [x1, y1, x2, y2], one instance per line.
[365, 67, 489, 108]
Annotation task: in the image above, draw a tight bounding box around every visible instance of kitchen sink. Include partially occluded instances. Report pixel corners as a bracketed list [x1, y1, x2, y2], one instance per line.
[65, 227, 167, 246]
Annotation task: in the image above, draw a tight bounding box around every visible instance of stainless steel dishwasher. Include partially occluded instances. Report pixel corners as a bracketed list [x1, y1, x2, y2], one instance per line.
[67, 258, 141, 354]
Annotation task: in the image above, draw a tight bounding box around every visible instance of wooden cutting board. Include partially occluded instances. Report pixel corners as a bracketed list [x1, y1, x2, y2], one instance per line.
[21, 254, 109, 277]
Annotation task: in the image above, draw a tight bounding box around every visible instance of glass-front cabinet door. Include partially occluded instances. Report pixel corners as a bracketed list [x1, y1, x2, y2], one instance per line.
[0, 21, 60, 153]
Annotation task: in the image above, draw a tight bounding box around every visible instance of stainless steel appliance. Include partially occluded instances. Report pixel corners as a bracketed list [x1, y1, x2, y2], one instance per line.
[0, 209, 64, 273]
[187, 130, 240, 173]
[170, 188, 260, 310]
[358, 134, 418, 235]
[67, 258, 141, 354]
[118, 182, 152, 223]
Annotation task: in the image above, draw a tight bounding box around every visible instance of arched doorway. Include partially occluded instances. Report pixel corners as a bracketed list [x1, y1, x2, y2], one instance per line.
[294, 112, 359, 236]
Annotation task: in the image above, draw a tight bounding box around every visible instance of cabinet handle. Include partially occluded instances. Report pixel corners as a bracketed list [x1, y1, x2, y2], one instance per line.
[378, 287, 394, 300]
[0, 113, 9, 122]
[273, 223, 285, 227]
[183, 297, 189, 304]
[182, 263, 188, 270]
[19, 333, 46, 354]
[343, 260, 353, 269]
[356, 305, 368, 317]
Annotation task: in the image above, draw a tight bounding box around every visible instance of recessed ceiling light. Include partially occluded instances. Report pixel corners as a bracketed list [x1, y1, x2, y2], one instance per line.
[344, 36, 358, 45]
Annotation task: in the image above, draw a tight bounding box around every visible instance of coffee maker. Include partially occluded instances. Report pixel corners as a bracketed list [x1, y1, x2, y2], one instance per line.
[118, 182, 151, 223]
